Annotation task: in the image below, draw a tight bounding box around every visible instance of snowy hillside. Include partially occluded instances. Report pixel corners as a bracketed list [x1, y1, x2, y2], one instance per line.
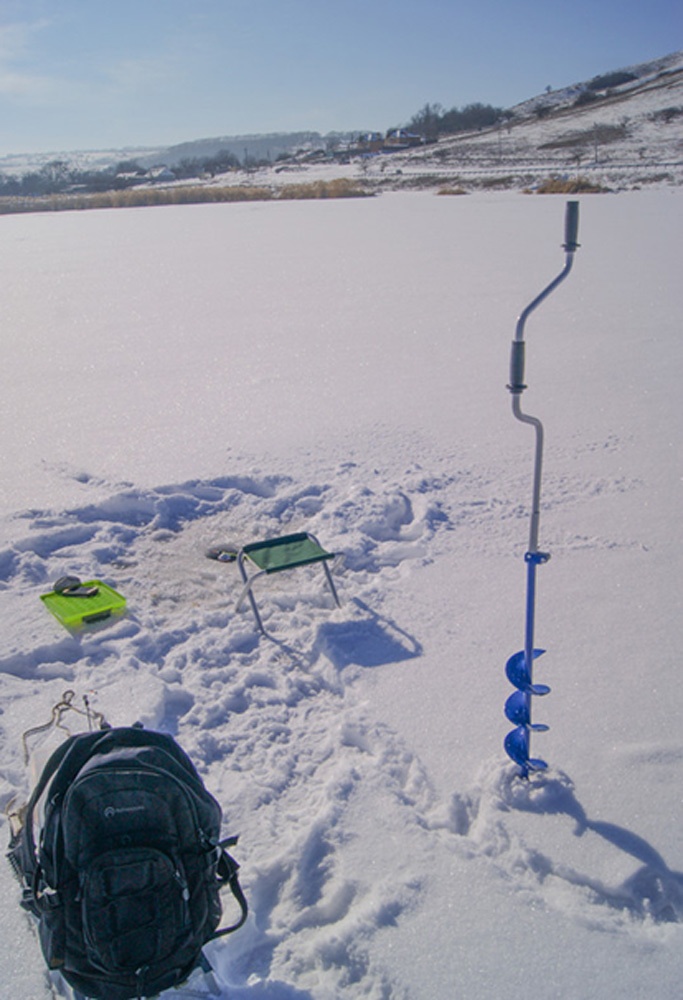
[0, 190, 681, 998]
[1, 51, 681, 195]
[322, 49, 683, 193]
[172, 50, 683, 195]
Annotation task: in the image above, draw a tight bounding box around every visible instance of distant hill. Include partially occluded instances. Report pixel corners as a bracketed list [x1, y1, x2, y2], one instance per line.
[137, 132, 355, 169]
[0, 131, 355, 177]
[1, 49, 681, 192]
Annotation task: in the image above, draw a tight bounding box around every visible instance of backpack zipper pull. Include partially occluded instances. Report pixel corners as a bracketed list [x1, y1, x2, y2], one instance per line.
[135, 964, 149, 999]
[174, 868, 190, 901]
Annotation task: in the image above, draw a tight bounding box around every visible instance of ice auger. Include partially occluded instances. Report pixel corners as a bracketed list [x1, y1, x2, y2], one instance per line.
[504, 201, 580, 777]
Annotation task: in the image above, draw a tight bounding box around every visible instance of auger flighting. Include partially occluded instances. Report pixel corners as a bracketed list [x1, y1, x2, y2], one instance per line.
[504, 201, 580, 777]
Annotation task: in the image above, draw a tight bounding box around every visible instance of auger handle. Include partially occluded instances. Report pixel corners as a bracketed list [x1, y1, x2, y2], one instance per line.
[563, 200, 580, 251]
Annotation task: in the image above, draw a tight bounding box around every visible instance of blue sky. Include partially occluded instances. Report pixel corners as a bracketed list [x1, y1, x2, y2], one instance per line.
[0, 0, 681, 155]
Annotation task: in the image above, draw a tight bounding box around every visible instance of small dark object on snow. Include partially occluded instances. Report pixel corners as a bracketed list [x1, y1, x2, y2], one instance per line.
[205, 544, 239, 562]
[53, 575, 99, 597]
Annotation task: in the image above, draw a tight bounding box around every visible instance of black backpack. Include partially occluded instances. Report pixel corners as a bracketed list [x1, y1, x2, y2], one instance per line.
[8, 726, 248, 1000]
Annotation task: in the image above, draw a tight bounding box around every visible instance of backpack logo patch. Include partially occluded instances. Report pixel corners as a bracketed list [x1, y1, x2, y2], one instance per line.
[103, 804, 146, 818]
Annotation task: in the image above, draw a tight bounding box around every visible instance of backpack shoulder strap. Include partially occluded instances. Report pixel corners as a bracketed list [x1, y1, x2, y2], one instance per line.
[212, 844, 249, 937]
[16, 729, 114, 886]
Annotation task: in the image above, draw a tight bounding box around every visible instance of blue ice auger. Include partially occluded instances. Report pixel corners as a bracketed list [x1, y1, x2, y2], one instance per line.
[504, 201, 580, 777]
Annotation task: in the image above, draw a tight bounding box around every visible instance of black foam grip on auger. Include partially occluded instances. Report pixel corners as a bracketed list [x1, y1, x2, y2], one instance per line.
[563, 200, 580, 251]
[508, 339, 526, 393]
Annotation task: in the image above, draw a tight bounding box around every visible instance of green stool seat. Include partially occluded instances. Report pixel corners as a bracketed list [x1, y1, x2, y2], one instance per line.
[236, 532, 340, 632]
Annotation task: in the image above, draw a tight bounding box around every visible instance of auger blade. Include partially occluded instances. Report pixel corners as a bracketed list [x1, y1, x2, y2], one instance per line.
[504, 691, 549, 731]
[504, 726, 530, 767]
[505, 649, 549, 694]
[504, 726, 548, 771]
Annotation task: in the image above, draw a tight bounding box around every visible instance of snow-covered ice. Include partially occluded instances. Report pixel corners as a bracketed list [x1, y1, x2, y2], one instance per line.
[0, 189, 681, 998]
